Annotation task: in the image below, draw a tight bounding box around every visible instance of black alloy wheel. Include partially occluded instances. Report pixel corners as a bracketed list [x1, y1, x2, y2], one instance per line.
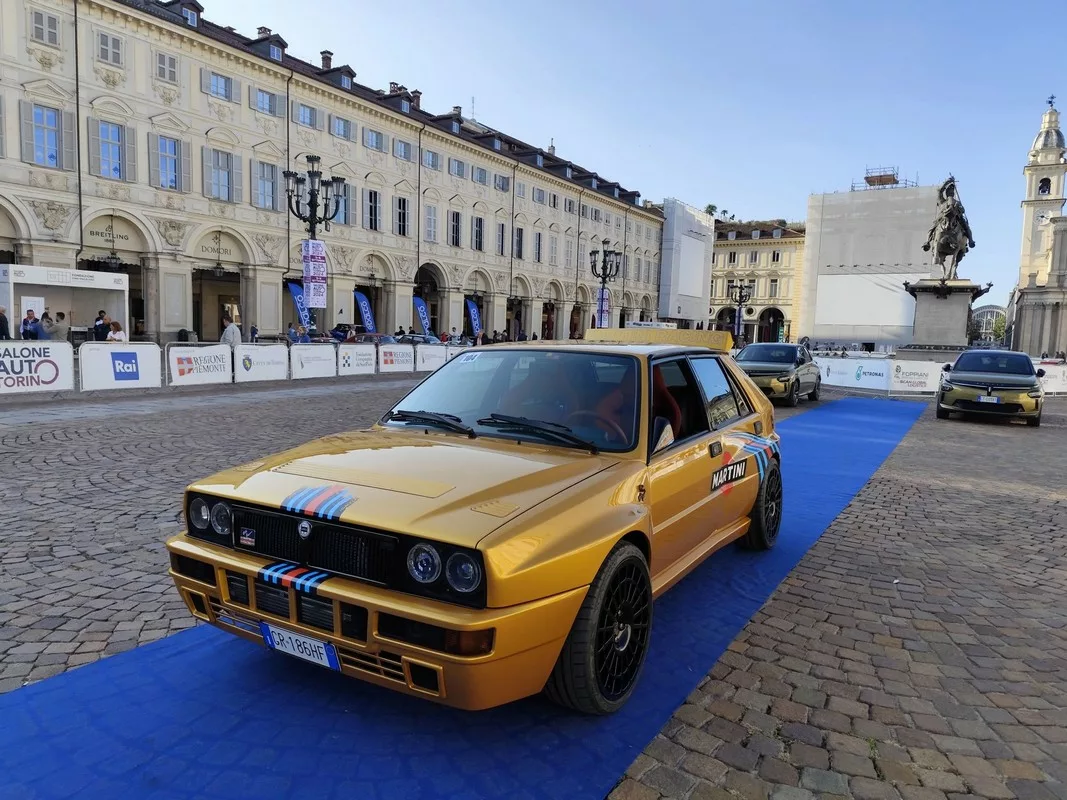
[808, 377, 821, 402]
[742, 458, 783, 550]
[786, 379, 801, 407]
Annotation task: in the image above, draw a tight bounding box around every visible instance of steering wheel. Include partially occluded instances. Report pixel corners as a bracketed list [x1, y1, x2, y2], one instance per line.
[564, 410, 628, 443]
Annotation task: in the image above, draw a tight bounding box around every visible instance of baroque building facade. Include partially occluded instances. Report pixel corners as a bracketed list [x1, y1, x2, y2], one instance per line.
[0, 0, 664, 341]
[708, 220, 805, 342]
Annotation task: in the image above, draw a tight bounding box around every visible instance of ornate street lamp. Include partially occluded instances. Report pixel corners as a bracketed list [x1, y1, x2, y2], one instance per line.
[730, 282, 752, 341]
[283, 154, 345, 240]
[589, 237, 621, 328]
[211, 230, 225, 278]
[103, 212, 121, 270]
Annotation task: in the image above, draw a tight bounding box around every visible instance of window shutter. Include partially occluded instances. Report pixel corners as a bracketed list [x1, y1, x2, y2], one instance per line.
[199, 67, 210, 93]
[231, 155, 243, 204]
[248, 84, 256, 109]
[124, 124, 137, 182]
[202, 145, 212, 197]
[148, 132, 160, 188]
[19, 101, 34, 163]
[0, 96, 5, 158]
[249, 158, 260, 206]
[328, 114, 335, 137]
[61, 111, 75, 171]
[273, 95, 285, 118]
[291, 101, 299, 123]
[87, 118, 101, 176]
[361, 188, 369, 228]
[315, 108, 325, 131]
[393, 196, 400, 234]
[230, 79, 242, 104]
[179, 140, 192, 193]
[273, 165, 284, 212]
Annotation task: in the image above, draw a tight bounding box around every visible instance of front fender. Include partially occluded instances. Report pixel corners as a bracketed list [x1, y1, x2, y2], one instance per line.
[479, 464, 650, 608]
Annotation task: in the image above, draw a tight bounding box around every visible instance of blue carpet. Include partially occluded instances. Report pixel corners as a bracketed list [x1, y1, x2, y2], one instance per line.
[0, 397, 923, 800]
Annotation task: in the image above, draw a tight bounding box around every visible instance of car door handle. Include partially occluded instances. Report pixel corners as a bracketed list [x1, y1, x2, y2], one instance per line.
[709, 441, 723, 457]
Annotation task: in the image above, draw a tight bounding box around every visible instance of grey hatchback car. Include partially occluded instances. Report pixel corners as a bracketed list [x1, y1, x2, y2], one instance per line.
[735, 343, 821, 406]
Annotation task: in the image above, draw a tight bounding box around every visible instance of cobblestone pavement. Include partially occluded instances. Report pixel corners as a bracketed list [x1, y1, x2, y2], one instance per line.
[0, 377, 419, 693]
[616, 400, 1067, 800]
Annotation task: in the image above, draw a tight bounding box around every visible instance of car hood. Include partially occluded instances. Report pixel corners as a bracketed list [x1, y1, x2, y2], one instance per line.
[738, 361, 795, 375]
[190, 430, 620, 549]
[948, 370, 1038, 389]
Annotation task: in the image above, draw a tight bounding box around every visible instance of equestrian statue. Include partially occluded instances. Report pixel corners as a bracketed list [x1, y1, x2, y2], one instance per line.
[922, 176, 975, 281]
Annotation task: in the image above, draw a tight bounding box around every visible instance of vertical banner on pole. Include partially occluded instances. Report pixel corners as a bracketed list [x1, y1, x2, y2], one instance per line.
[465, 299, 483, 335]
[301, 239, 328, 309]
[285, 281, 312, 330]
[413, 296, 433, 335]
[354, 291, 377, 333]
[596, 287, 611, 328]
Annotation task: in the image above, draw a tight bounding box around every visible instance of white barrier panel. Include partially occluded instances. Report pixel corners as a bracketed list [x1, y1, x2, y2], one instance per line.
[0, 341, 75, 394]
[378, 343, 415, 373]
[338, 344, 377, 376]
[416, 345, 448, 372]
[445, 345, 469, 361]
[889, 361, 943, 393]
[167, 344, 232, 386]
[235, 344, 289, 383]
[815, 358, 889, 391]
[79, 343, 162, 391]
[290, 343, 337, 379]
[1039, 363, 1067, 395]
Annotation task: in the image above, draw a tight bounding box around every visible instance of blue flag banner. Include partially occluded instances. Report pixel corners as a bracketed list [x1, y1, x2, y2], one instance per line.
[412, 296, 433, 335]
[465, 298, 483, 335]
[286, 281, 312, 330]
[354, 291, 377, 333]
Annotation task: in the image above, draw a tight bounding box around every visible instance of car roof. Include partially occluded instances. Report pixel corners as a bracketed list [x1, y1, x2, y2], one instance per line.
[474, 341, 718, 358]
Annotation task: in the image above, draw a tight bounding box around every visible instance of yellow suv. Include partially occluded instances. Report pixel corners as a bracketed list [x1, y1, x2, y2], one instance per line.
[937, 349, 1045, 427]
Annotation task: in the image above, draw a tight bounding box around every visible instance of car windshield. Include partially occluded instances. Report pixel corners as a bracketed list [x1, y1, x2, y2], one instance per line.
[736, 344, 795, 364]
[383, 349, 641, 452]
[954, 352, 1034, 375]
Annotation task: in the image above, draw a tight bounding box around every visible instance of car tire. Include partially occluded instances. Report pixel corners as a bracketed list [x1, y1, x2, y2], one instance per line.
[786, 380, 800, 407]
[741, 458, 783, 551]
[807, 378, 821, 402]
[935, 405, 950, 420]
[1027, 414, 1041, 428]
[544, 541, 652, 715]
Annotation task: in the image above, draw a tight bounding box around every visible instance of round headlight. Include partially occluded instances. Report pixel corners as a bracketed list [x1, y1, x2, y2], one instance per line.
[407, 543, 442, 584]
[445, 553, 482, 594]
[189, 498, 211, 530]
[210, 501, 233, 537]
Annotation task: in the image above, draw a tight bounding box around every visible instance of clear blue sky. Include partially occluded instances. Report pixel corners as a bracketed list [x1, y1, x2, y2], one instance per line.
[223, 0, 1046, 305]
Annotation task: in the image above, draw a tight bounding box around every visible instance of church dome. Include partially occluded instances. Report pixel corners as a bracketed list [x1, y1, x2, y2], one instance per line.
[1032, 103, 1065, 152]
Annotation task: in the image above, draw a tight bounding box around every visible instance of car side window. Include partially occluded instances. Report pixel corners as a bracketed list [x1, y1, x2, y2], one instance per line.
[651, 359, 710, 444]
[689, 357, 744, 429]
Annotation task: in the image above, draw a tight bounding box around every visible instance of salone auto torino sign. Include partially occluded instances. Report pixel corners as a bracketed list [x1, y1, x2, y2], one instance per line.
[0, 343, 75, 393]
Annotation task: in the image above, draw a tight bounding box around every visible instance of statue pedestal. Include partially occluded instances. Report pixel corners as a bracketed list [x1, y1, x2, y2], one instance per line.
[895, 279, 992, 362]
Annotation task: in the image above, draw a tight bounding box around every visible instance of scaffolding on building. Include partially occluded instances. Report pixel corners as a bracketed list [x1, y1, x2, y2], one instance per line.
[849, 166, 919, 192]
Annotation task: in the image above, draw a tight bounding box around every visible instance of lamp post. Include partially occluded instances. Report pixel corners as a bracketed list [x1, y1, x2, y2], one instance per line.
[283, 154, 345, 240]
[589, 237, 621, 329]
[730, 282, 751, 343]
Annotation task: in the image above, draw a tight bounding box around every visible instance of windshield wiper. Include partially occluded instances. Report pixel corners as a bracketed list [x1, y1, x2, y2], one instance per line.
[476, 413, 599, 454]
[384, 410, 476, 438]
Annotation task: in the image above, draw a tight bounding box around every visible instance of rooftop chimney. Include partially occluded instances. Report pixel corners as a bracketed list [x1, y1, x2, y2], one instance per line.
[389, 82, 400, 94]
[411, 90, 422, 109]
[257, 26, 272, 37]
[452, 105, 462, 116]
[320, 50, 333, 70]
[547, 138, 556, 156]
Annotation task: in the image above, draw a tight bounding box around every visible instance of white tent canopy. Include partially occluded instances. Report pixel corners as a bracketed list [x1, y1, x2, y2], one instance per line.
[0, 264, 129, 338]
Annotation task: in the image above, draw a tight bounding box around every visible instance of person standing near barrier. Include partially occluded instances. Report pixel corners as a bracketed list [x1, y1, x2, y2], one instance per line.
[93, 311, 110, 342]
[20, 309, 39, 340]
[0, 307, 9, 340]
[220, 314, 241, 348]
[42, 312, 70, 343]
[106, 321, 126, 342]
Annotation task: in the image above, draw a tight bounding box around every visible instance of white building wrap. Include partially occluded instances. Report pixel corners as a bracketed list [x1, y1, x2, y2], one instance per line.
[658, 199, 714, 323]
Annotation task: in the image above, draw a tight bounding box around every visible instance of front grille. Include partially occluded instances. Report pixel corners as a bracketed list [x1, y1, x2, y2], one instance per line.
[171, 554, 217, 586]
[254, 580, 290, 617]
[955, 400, 1024, 414]
[226, 572, 249, 605]
[336, 646, 405, 683]
[297, 594, 334, 633]
[233, 505, 397, 586]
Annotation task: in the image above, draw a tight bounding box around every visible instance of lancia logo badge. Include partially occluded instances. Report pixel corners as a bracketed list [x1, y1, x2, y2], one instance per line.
[297, 520, 312, 540]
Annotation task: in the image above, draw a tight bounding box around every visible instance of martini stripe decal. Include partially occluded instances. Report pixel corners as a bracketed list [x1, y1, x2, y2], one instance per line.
[257, 562, 330, 595]
[281, 486, 356, 521]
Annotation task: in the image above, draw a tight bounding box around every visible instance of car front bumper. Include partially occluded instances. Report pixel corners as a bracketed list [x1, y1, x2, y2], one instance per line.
[937, 388, 1042, 418]
[746, 374, 794, 398]
[166, 534, 587, 710]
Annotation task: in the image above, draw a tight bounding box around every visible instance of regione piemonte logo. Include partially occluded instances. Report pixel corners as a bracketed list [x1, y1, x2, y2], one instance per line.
[111, 352, 140, 381]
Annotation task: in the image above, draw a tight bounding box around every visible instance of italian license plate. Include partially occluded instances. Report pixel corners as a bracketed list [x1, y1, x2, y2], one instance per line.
[976, 395, 1001, 404]
[259, 622, 340, 671]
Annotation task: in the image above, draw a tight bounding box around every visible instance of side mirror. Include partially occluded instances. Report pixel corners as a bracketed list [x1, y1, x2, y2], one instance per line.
[1037, 368, 1046, 378]
[652, 416, 675, 454]
[942, 364, 952, 372]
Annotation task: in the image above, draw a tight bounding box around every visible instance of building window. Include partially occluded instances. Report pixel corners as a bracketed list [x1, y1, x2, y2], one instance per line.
[333, 185, 352, 225]
[207, 149, 235, 202]
[393, 139, 413, 161]
[269, 44, 283, 61]
[749, 250, 759, 264]
[448, 210, 462, 247]
[472, 166, 488, 185]
[565, 198, 576, 214]
[255, 161, 279, 210]
[548, 193, 559, 210]
[182, 7, 198, 26]
[400, 99, 410, 113]
[156, 52, 178, 83]
[156, 136, 180, 190]
[591, 208, 601, 223]
[516, 181, 526, 198]
[1039, 178, 1052, 195]
[494, 174, 510, 192]
[604, 213, 612, 227]
[565, 237, 574, 265]
[726, 279, 737, 296]
[769, 278, 779, 298]
[492, 138, 501, 151]
[771, 249, 781, 264]
[331, 115, 352, 140]
[363, 128, 386, 151]
[256, 90, 277, 116]
[96, 121, 124, 179]
[727, 251, 737, 265]
[30, 104, 61, 167]
[533, 187, 546, 204]
[451, 120, 460, 134]
[579, 241, 587, 268]
[616, 215, 622, 229]
[296, 104, 314, 127]
[580, 203, 588, 219]
[496, 222, 506, 256]
[448, 158, 467, 178]
[394, 196, 409, 236]
[549, 236, 558, 265]
[747, 278, 756, 295]
[535, 154, 544, 167]
[772, 228, 782, 239]
[424, 205, 437, 242]
[514, 227, 524, 260]
[341, 75, 352, 90]
[422, 150, 440, 170]
[362, 189, 382, 231]
[31, 10, 60, 45]
[98, 33, 122, 66]
[472, 216, 484, 251]
[752, 230, 760, 239]
[533, 231, 543, 263]
[209, 73, 233, 101]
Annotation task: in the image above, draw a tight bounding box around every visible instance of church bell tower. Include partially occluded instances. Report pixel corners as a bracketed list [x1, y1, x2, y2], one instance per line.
[1020, 96, 1067, 287]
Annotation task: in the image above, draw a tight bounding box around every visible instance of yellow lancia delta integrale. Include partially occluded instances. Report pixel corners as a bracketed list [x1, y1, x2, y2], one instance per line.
[937, 349, 1046, 427]
[166, 329, 783, 714]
